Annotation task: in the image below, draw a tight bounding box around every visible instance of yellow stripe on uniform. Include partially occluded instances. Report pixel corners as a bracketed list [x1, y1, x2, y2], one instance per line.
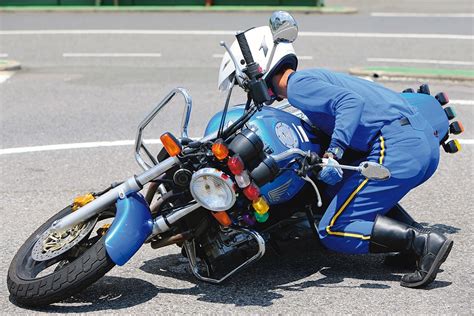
[325, 178, 371, 240]
[379, 136, 385, 165]
[325, 136, 386, 240]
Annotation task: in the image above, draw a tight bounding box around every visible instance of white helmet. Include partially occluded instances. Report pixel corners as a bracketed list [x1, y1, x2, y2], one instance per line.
[217, 26, 298, 92]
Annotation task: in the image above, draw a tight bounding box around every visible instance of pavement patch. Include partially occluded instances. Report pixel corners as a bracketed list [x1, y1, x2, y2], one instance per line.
[350, 66, 474, 81]
[0, 5, 357, 14]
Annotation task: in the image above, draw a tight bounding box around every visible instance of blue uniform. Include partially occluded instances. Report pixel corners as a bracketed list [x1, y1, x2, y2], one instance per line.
[287, 69, 441, 254]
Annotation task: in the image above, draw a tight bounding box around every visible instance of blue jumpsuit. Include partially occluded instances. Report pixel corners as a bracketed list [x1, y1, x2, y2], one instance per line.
[287, 69, 441, 254]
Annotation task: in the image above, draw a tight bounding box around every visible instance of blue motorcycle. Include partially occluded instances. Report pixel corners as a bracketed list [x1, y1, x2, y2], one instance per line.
[8, 12, 462, 307]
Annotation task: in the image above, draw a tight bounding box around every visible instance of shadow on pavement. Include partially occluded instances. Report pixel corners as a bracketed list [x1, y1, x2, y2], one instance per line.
[15, 224, 456, 311]
[419, 223, 461, 234]
[135, 240, 451, 307]
[13, 276, 160, 313]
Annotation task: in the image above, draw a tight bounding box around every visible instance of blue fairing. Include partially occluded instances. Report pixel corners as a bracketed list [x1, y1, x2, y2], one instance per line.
[105, 192, 153, 266]
[401, 93, 449, 140]
[205, 105, 322, 205]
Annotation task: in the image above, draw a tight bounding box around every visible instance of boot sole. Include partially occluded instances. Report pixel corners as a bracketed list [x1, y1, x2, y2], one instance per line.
[400, 238, 453, 288]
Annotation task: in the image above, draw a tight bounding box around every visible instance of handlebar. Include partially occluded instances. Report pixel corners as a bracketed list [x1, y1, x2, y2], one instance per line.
[234, 31, 271, 105]
[236, 32, 255, 66]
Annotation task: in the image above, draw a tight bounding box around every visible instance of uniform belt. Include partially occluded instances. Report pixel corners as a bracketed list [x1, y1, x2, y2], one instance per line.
[399, 117, 411, 126]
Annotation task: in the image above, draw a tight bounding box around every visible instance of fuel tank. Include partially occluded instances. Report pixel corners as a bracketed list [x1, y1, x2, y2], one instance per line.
[205, 105, 323, 205]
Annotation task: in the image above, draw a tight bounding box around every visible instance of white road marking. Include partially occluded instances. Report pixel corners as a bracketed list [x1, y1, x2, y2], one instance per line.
[2, 135, 474, 156]
[212, 54, 313, 60]
[367, 57, 474, 66]
[0, 53, 8, 58]
[0, 71, 14, 84]
[371, 12, 474, 18]
[1, 30, 236, 36]
[299, 32, 473, 40]
[0, 139, 162, 155]
[450, 100, 474, 106]
[0, 30, 472, 40]
[63, 53, 161, 58]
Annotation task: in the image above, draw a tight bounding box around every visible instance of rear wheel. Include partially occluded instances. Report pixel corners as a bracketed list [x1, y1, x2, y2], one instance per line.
[7, 204, 116, 307]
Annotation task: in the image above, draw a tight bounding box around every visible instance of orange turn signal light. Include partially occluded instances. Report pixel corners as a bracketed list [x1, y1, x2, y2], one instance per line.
[160, 132, 182, 157]
[212, 211, 232, 227]
[212, 139, 229, 160]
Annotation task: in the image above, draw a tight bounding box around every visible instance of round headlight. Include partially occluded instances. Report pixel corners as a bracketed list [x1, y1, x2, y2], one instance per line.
[190, 168, 236, 212]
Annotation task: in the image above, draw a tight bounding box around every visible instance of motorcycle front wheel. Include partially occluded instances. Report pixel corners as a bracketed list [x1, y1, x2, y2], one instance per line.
[7, 203, 116, 307]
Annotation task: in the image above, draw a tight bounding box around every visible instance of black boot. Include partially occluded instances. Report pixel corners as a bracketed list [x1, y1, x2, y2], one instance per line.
[382, 222, 428, 270]
[370, 215, 453, 288]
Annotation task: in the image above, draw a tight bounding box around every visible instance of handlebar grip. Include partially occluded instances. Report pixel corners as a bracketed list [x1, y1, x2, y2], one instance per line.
[236, 32, 254, 65]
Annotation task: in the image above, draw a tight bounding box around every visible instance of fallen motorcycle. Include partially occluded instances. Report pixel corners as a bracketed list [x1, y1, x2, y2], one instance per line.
[8, 11, 463, 307]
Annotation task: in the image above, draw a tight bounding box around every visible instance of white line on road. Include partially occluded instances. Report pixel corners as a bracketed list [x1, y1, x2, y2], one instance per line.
[367, 57, 474, 66]
[0, 53, 8, 58]
[0, 139, 162, 155]
[450, 100, 474, 106]
[2, 136, 474, 156]
[63, 53, 162, 58]
[0, 30, 472, 40]
[299, 32, 473, 40]
[371, 12, 474, 18]
[212, 54, 313, 60]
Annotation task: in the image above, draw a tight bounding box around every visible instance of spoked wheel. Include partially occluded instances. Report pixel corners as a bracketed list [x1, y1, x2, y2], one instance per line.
[7, 203, 116, 307]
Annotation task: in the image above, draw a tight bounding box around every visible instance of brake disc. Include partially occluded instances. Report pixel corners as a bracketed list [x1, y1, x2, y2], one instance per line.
[31, 217, 98, 261]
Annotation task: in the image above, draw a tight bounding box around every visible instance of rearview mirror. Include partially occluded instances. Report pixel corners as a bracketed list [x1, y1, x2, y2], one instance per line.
[269, 11, 298, 43]
[359, 162, 391, 181]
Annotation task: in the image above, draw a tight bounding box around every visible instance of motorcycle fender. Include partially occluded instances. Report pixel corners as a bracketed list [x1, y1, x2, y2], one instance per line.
[105, 192, 153, 266]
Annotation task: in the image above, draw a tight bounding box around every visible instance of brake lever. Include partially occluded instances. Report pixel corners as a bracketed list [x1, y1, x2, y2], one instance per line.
[220, 41, 247, 88]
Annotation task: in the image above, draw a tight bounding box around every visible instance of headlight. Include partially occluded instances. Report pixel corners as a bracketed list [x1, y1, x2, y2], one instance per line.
[190, 168, 236, 212]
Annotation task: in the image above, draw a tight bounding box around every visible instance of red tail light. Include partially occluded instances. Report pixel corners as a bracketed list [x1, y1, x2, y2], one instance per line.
[243, 183, 260, 201]
[227, 155, 245, 175]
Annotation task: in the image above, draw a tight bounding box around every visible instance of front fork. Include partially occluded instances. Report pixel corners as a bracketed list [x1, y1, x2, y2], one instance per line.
[50, 156, 179, 233]
[48, 156, 196, 266]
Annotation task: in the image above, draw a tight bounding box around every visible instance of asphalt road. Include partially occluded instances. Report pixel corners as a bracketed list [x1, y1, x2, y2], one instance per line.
[0, 1, 473, 314]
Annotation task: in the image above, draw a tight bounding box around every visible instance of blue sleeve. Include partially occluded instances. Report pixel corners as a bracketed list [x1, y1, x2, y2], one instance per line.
[288, 74, 365, 156]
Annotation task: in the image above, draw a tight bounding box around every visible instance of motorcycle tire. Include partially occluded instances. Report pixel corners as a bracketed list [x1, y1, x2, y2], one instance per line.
[7, 204, 116, 307]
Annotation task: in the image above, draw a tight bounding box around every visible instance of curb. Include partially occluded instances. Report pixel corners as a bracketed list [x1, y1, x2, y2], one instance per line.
[349, 67, 474, 82]
[0, 60, 21, 71]
[0, 5, 357, 14]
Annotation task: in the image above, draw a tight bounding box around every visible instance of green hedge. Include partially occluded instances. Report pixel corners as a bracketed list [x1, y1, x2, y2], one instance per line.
[133, 0, 204, 5]
[0, 0, 321, 5]
[213, 0, 320, 5]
